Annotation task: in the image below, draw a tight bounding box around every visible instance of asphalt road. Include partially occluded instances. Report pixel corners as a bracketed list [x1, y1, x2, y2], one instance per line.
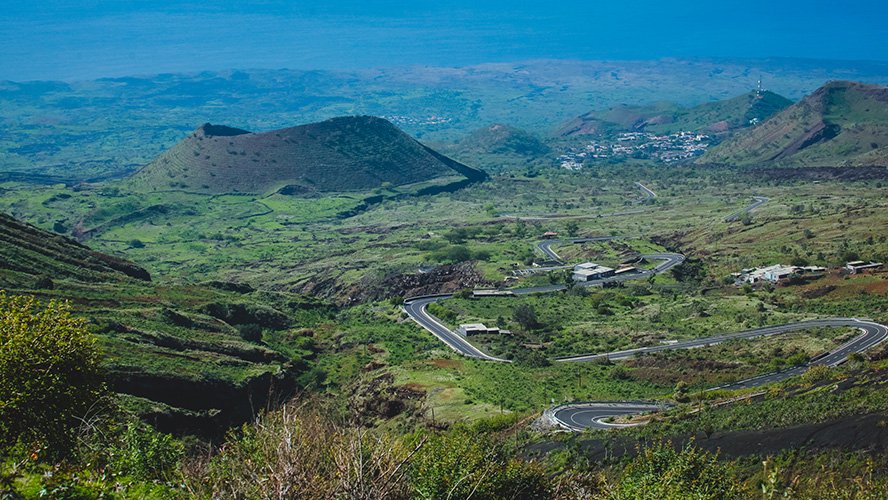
[724, 196, 770, 222]
[551, 318, 888, 430]
[401, 186, 888, 431]
[555, 318, 887, 364]
[536, 236, 637, 263]
[403, 295, 511, 362]
[632, 182, 657, 204]
[553, 402, 666, 431]
[402, 253, 685, 361]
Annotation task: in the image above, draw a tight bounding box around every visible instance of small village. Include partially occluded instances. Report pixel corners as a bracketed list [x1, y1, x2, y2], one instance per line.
[558, 130, 712, 169]
[381, 115, 452, 126]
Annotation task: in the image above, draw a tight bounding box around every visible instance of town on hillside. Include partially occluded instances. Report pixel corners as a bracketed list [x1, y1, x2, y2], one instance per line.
[558, 131, 712, 169]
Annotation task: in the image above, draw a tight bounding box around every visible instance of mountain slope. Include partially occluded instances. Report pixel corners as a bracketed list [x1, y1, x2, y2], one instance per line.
[457, 124, 551, 156]
[127, 116, 486, 194]
[442, 123, 552, 170]
[699, 81, 888, 166]
[0, 211, 150, 286]
[557, 91, 792, 137]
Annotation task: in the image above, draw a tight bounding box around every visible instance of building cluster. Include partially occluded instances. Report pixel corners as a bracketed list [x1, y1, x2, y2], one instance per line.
[733, 264, 827, 284]
[734, 260, 884, 285]
[572, 262, 615, 281]
[558, 131, 712, 169]
[382, 115, 451, 126]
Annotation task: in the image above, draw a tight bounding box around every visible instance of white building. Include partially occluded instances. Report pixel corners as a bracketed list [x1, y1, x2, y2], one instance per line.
[741, 264, 798, 284]
[456, 323, 500, 337]
[846, 261, 884, 273]
[572, 262, 616, 281]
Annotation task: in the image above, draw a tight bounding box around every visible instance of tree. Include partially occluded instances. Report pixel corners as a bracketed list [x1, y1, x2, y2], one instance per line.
[0, 293, 105, 455]
[790, 256, 808, 267]
[512, 303, 540, 330]
[513, 219, 527, 238]
[564, 220, 579, 237]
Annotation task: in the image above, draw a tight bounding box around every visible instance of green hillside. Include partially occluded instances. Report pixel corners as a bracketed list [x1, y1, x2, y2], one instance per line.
[557, 90, 792, 136]
[0, 210, 334, 436]
[456, 124, 550, 156]
[126, 116, 486, 195]
[0, 211, 150, 286]
[700, 81, 888, 166]
[443, 123, 552, 170]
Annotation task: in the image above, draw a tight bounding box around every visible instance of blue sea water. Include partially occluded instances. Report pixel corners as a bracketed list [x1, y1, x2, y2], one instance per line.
[1, 0, 886, 81]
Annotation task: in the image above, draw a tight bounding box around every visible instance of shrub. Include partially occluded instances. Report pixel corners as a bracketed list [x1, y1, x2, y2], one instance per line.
[191, 399, 414, 500]
[786, 353, 809, 366]
[604, 441, 740, 499]
[427, 303, 457, 322]
[107, 423, 183, 481]
[0, 293, 105, 456]
[802, 364, 832, 383]
[237, 323, 264, 342]
[409, 430, 548, 500]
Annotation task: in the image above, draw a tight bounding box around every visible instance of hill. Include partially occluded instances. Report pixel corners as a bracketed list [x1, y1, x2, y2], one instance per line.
[557, 90, 793, 137]
[456, 124, 551, 156]
[699, 81, 888, 166]
[0, 211, 150, 286]
[4, 58, 888, 182]
[0, 211, 335, 437]
[126, 116, 486, 195]
[443, 124, 552, 170]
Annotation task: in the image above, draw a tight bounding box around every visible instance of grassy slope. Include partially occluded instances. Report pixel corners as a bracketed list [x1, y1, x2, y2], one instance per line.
[124, 116, 484, 195]
[700, 81, 888, 166]
[0, 210, 340, 429]
[0, 211, 150, 285]
[442, 124, 552, 171]
[557, 91, 792, 137]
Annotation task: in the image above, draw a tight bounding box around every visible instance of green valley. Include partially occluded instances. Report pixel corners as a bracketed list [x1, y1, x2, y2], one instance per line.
[2, 71, 888, 499]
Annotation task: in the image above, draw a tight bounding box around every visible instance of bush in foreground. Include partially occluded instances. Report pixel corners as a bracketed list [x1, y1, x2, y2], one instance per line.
[0, 293, 105, 457]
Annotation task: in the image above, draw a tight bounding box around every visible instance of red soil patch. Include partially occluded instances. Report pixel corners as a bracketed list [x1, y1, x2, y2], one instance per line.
[864, 280, 888, 295]
[429, 359, 461, 370]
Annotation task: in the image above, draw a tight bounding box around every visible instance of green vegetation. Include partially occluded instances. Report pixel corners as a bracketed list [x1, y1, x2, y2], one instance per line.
[558, 90, 792, 137]
[701, 81, 888, 167]
[7, 60, 885, 181]
[0, 294, 104, 456]
[125, 116, 486, 195]
[2, 72, 888, 499]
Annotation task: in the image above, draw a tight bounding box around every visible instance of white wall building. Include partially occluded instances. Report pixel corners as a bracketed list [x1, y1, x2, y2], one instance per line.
[572, 262, 615, 281]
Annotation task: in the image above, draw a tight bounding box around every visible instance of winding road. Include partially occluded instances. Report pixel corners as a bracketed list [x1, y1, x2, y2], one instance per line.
[402, 187, 887, 430]
[536, 236, 636, 263]
[632, 182, 657, 204]
[404, 253, 684, 361]
[724, 196, 770, 222]
[552, 402, 668, 431]
[403, 296, 511, 362]
[553, 318, 888, 430]
[554, 318, 888, 364]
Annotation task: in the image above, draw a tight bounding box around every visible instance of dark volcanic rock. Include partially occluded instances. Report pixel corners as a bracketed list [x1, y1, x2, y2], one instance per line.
[382, 263, 495, 300]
